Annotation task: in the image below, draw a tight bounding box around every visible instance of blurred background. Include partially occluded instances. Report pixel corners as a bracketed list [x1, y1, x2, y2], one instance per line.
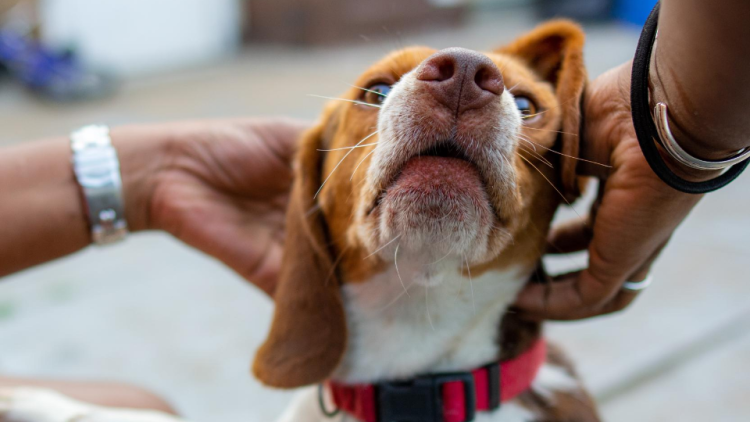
[1, 0, 749, 421]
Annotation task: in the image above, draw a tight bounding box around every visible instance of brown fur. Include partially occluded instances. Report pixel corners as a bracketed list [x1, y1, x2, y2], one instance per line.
[497, 20, 588, 200]
[519, 345, 600, 422]
[252, 120, 348, 388]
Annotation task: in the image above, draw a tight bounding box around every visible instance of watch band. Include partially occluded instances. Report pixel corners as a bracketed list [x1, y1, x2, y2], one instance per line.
[70, 125, 128, 245]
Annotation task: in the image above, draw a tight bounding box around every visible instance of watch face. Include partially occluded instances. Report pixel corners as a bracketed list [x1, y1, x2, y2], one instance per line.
[71, 125, 111, 151]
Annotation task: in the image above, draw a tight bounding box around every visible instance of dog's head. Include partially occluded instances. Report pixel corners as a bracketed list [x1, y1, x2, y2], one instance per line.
[253, 21, 587, 388]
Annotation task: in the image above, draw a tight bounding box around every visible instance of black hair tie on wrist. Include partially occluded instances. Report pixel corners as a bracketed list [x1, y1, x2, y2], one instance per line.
[631, 1, 749, 194]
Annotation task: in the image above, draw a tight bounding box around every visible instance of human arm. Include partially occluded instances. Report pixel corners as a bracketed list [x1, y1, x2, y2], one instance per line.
[514, 0, 750, 319]
[0, 118, 307, 295]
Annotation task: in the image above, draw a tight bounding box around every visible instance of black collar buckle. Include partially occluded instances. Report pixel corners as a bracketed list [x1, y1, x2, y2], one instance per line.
[376, 371, 476, 422]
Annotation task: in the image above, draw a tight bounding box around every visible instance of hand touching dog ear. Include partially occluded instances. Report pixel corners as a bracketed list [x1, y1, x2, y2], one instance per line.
[145, 118, 310, 297]
[513, 62, 702, 320]
[252, 113, 348, 389]
[496, 20, 587, 201]
[0, 117, 308, 292]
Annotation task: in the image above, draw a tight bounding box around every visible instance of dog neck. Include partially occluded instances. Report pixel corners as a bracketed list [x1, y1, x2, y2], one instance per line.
[331, 257, 542, 384]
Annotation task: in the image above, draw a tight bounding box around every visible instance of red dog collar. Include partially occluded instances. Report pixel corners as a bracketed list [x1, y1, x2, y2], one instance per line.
[327, 339, 546, 422]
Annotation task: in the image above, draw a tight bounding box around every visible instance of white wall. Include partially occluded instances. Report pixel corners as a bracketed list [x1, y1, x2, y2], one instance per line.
[39, 0, 242, 76]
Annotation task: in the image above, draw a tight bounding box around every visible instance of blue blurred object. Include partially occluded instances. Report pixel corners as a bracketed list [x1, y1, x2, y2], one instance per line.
[613, 0, 656, 26]
[536, 0, 613, 21]
[0, 29, 116, 101]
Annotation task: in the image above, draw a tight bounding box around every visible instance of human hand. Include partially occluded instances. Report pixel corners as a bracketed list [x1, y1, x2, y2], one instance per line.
[513, 62, 704, 320]
[121, 118, 309, 297]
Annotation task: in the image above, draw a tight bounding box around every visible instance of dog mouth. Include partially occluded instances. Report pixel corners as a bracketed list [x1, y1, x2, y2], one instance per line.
[369, 140, 496, 218]
[419, 141, 473, 162]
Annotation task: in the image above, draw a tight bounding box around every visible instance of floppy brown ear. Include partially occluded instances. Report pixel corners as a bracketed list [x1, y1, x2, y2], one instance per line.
[497, 20, 587, 200]
[252, 117, 347, 388]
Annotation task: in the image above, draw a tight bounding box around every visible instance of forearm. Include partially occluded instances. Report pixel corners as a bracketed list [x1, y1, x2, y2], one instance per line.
[0, 126, 170, 277]
[651, 0, 750, 159]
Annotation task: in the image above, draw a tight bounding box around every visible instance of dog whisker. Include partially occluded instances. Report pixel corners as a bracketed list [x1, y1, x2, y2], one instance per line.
[517, 135, 553, 168]
[318, 142, 377, 152]
[519, 139, 554, 167]
[521, 110, 549, 120]
[350, 85, 388, 97]
[464, 255, 476, 315]
[429, 250, 454, 265]
[498, 58, 512, 76]
[519, 96, 579, 120]
[518, 144, 554, 168]
[308, 94, 382, 109]
[364, 233, 402, 260]
[518, 154, 581, 218]
[425, 285, 436, 332]
[522, 125, 579, 137]
[519, 136, 612, 169]
[315, 131, 379, 198]
[490, 226, 515, 245]
[304, 203, 322, 218]
[377, 280, 415, 313]
[519, 134, 537, 152]
[350, 147, 378, 181]
[382, 25, 405, 52]
[394, 243, 410, 298]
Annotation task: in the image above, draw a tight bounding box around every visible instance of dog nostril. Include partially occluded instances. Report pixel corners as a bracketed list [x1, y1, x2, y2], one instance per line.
[417, 56, 456, 82]
[474, 66, 503, 96]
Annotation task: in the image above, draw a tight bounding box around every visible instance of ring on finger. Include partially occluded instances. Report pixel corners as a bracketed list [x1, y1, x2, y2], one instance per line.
[622, 274, 653, 292]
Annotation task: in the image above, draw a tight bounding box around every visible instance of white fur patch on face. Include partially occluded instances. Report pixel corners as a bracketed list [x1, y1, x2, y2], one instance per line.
[355, 64, 522, 265]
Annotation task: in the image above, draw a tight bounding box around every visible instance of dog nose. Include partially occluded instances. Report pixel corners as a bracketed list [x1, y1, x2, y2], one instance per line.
[416, 47, 504, 114]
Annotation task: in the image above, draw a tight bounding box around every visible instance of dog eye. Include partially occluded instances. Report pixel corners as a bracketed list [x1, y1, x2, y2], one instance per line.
[514, 96, 538, 119]
[363, 83, 392, 105]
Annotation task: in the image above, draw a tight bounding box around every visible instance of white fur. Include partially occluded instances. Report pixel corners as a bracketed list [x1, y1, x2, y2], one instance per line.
[276, 256, 541, 422]
[0, 388, 187, 422]
[334, 262, 529, 382]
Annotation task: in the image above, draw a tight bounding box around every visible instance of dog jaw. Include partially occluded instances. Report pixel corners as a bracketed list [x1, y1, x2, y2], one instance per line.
[356, 65, 523, 265]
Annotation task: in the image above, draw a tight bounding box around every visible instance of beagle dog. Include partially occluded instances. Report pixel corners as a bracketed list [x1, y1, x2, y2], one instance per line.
[254, 20, 600, 422]
[0, 21, 599, 422]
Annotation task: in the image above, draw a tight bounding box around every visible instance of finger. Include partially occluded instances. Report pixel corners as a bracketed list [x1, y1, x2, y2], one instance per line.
[514, 269, 615, 320]
[517, 228, 657, 321]
[250, 117, 313, 163]
[546, 215, 593, 254]
[597, 272, 652, 316]
[518, 235, 669, 320]
[250, 242, 283, 298]
[596, 240, 669, 315]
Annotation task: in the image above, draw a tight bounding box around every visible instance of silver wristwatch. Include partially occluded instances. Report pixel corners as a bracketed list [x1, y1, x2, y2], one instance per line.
[71, 125, 128, 245]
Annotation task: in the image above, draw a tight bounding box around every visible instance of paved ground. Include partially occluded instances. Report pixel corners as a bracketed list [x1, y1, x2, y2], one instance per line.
[1, 7, 749, 422]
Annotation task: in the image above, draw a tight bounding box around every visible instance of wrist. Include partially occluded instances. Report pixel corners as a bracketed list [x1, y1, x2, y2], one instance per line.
[109, 124, 173, 232]
[649, 42, 747, 162]
[648, 58, 733, 183]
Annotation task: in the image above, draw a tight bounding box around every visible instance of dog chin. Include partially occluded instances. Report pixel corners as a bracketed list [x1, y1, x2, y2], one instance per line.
[370, 151, 500, 261]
